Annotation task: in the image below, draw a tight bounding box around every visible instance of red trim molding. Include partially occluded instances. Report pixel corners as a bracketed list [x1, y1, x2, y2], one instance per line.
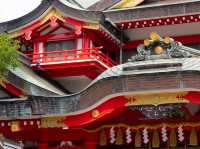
[2, 82, 24, 97]
[184, 91, 200, 104]
[64, 96, 127, 127]
[118, 14, 200, 30]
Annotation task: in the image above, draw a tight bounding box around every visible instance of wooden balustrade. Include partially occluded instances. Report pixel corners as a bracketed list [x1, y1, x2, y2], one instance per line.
[49, 147, 83, 149]
[26, 48, 116, 68]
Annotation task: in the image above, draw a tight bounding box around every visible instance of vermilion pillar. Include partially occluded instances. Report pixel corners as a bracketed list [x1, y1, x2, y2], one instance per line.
[38, 142, 48, 149]
[85, 141, 97, 149]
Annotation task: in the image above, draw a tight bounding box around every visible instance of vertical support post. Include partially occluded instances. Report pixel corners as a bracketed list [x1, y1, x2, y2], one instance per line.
[33, 42, 39, 64]
[85, 141, 97, 149]
[38, 129, 49, 149]
[38, 42, 44, 63]
[83, 32, 90, 49]
[38, 142, 48, 149]
[119, 30, 123, 64]
[33, 42, 44, 64]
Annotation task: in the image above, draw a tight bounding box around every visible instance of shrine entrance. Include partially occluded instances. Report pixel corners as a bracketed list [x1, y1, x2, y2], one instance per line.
[97, 146, 200, 149]
[97, 145, 135, 149]
[82, 101, 200, 149]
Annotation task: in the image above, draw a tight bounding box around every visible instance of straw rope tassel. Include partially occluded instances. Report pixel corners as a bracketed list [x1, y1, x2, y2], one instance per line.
[135, 130, 142, 148]
[190, 128, 198, 146]
[152, 129, 160, 148]
[99, 129, 107, 146]
[116, 128, 123, 145]
[169, 129, 177, 148]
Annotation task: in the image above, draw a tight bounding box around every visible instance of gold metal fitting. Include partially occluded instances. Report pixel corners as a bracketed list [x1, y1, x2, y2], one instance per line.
[144, 39, 151, 46]
[154, 46, 164, 55]
[11, 121, 20, 132]
[92, 109, 100, 118]
[164, 36, 172, 44]
[150, 32, 160, 41]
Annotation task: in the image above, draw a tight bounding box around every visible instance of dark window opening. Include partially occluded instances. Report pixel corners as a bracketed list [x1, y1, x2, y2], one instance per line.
[45, 40, 76, 52]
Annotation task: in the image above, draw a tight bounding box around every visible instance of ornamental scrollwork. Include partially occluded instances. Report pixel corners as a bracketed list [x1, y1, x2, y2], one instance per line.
[128, 32, 194, 62]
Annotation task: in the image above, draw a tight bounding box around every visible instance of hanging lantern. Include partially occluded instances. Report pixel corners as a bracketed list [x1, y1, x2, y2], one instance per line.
[161, 126, 168, 142]
[177, 126, 184, 142]
[142, 128, 149, 144]
[110, 127, 116, 144]
[126, 127, 132, 144]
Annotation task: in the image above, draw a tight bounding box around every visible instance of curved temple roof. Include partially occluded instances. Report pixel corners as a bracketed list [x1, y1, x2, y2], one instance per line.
[0, 34, 200, 119]
[1, 58, 200, 119]
[1, 0, 200, 33]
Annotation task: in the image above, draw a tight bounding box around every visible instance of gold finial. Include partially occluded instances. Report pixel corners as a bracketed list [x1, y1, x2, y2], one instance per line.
[150, 32, 160, 41]
[154, 46, 164, 55]
[144, 39, 151, 46]
[11, 121, 20, 132]
[164, 36, 172, 44]
[92, 109, 100, 118]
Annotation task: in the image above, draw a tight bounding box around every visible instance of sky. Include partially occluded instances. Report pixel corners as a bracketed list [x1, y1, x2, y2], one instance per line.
[0, 0, 100, 23]
[0, 0, 41, 23]
[77, 0, 99, 8]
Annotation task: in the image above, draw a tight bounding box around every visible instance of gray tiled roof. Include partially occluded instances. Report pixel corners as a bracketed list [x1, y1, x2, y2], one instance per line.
[1, 0, 200, 32]
[88, 0, 121, 11]
[1, 57, 200, 119]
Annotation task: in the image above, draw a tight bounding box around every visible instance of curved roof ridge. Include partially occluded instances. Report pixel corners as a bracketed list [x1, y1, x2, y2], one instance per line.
[2, 0, 200, 33]
[0, 0, 102, 33]
[0, 0, 51, 32]
[58, 0, 85, 10]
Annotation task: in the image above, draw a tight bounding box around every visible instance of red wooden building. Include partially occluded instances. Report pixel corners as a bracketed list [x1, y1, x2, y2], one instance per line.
[1, 0, 200, 148]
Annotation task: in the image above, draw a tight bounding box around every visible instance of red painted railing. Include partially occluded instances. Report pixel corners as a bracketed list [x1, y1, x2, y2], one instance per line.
[49, 147, 82, 149]
[26, 48, 116, 68]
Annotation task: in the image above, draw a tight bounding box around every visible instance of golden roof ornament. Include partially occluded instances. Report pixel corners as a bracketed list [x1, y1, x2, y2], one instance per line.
[154, 46, 164, 55]
[144, 39, 150, 47]
[128, 32, 194, 62]
[164, 36, 173, 44]
[150, 32, 161, 41]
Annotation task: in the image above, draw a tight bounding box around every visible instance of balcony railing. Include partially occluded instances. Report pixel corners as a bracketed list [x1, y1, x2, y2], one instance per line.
[49, 147, 82, 149]
[26, 48, 116, 68]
